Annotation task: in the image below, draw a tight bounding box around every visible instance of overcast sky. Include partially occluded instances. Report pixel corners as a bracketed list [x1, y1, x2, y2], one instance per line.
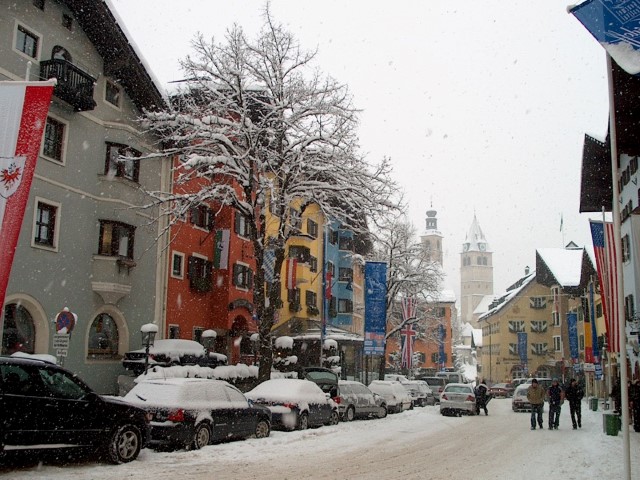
[109, 0, 610, 301]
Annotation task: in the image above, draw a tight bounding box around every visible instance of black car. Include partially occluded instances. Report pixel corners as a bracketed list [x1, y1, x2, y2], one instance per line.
[122, 339, 227, 375]
[124, 378, 271, 449]
[0, 355, 149, 463]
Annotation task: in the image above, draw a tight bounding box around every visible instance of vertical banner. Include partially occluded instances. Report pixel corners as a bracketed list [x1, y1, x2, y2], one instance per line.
[285, 258, 297, 290]
[364, 262, 387, 356]
[0, 81, 54, 308]
[583, 294, 594, 364]
[438, 323, 446, 369]
[400, 297, 417, 369]
[517, 332, 528, 368]
[567, 312, 579, 363]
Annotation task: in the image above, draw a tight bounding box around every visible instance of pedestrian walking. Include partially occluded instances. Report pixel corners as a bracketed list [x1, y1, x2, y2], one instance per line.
[548, 378, 564, 429]
[611, 378, 621, 413]
[527, 378, 545, 430]
[475, 379, 489, 416]
[564, 378, 584, 429]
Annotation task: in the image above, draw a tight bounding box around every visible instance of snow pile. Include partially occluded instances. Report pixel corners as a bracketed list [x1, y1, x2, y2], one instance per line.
[136, 363, 258, 383]
[275, 336, 294, 349]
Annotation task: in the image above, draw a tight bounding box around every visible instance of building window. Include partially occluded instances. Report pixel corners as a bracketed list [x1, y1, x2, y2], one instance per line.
[338, 298, 353, 313]
[306, 290, 317, 307]
[62, 14, 72, 30]
[168, 324, 180, 339]
[625, 294, 635, 321]
[327, 262, 335, 276]
[338, 267, 353, 282]
[42, 116, 65, 162]
[288, 288, 301, 304]
[622, 234, 631, 263]
[171, 252, 184, 279]
[329, 229, 338, 245]
[579, 334, 585, 351]
[552, 311, 561, 327]
[309, 256, 318, 273]
[105, 80, 121, 108]
[33, 200, 57, 248]
[15, 24, 39, 59]
[87, 313, 119, 358]
[530, 320, 548, 333]
[508, 320, 525, 333]
[307, 219, 318, 238]
[338, 235, 353, 251]
[529, 297, 547, 309]
[288, 245, 310, 263]
[190, 204, 214, 230]
[232, 263, 253, 290]
[188, 255, 213, 292]
[596, 303, 603, 318]
[234, 213, 251, 237]
[105, 143, 140, 183]
[2, 304, 35, 355]
[289, 208, 302, 231]
[531, 343, 549, 356]
[553, 335, 562, 352]
[98, 220, 135, 259]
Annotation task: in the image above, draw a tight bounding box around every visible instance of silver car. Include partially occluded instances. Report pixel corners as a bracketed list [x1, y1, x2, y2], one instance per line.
[337, 380, 387, 420]
[439, 382, 476, 416]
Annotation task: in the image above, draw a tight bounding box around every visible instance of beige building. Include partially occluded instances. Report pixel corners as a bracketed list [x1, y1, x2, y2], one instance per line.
[460, 215, 493, 328]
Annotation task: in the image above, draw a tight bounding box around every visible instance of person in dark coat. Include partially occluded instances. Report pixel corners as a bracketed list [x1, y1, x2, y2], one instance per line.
[475, 379, 489, 416]
[547, 378, 564, 429]
[630, 379, 640, 433]
[611, 378, 621, 414]
[564, 378, 584, 429]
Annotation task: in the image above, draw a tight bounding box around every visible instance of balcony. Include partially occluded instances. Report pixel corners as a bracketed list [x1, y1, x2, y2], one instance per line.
[40, 59, 97, 112]
[91, 255, 132, 304]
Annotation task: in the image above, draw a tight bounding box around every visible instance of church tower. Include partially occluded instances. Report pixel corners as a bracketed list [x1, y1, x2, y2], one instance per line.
[460, 214, 493, 327]
[420, 205, 443, 266]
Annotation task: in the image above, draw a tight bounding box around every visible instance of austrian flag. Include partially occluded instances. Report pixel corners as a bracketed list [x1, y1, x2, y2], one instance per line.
[0, 81, 54, 307]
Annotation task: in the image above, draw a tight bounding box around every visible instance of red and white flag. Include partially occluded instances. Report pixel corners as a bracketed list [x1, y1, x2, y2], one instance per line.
[400, 297, 418, 369]
[590, 220, 620, 353]
[285, 258, 297, 290]
[0, 81, 54, 307]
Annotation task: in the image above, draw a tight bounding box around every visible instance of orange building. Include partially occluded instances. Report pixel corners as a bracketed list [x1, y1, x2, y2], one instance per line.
[165, 156, 257, 364]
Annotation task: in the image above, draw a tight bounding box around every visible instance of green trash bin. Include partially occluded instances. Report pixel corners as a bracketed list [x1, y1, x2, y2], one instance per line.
[603, 413, 621, 436]
[590, 397, 598, 411]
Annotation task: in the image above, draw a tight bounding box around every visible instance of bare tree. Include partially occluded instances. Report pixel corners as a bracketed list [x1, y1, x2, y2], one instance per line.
[139, 8, 400, 381]
[368, 216, 443, 378]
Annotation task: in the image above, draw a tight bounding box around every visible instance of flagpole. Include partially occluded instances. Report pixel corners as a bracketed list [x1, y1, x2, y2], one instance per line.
[606, 53, 630, 480]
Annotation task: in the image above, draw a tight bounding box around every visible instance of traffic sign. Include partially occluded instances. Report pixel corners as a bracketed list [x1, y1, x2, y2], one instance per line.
[53, 333, 70, 349]
[56, 349, 68, 357]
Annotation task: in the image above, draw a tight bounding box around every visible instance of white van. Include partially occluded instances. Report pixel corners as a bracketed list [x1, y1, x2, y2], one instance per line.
[436, 371, 465, 384]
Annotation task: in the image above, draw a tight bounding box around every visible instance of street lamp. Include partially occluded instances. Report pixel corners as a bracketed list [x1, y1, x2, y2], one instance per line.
[140, 323, 158, 375]
[201, 329, 217, 362]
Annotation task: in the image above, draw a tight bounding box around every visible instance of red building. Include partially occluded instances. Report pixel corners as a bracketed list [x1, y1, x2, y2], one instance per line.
[165, 157, 257, 365]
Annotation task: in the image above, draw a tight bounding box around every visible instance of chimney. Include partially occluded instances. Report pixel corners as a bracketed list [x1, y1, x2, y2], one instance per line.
[525, 266, 530, 276]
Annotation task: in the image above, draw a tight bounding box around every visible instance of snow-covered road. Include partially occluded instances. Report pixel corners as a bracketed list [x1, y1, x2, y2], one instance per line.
[3, 398, 639, 479]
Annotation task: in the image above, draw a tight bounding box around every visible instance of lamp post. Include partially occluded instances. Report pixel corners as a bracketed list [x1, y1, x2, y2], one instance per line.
[140, 323, 158, 375]
[201, 329, 217, 364]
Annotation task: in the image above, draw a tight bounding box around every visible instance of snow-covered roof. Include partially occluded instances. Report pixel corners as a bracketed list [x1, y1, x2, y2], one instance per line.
[536, 247, 584, 287]
[471, 328, 483, 347]
[473, 294, 497, 316]
[479, 271, 536, 321]
[437, 289, 456, 303]
[462, 214, 490, 252]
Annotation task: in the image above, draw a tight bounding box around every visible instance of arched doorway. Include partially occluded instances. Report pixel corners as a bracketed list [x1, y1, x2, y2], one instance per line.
[2, 295, 49, 354]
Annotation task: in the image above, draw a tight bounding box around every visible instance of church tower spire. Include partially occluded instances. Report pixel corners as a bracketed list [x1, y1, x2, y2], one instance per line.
[420, 203, 443, 266]
[460, 214, 493, 327]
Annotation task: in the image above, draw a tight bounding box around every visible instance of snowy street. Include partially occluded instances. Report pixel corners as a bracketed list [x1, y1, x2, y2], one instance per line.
[3, 398, 639, 479]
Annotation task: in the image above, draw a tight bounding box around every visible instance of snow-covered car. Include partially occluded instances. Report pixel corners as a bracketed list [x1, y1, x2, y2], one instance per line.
[124, 377, 271, 449]
[246, 379, 339, 430]
[418, 376, 446, 402]
[122, 339, 227, 375]
[0, 355, 149, 464]
[439, 383, 476, 416]
[368, 380, 412, 413]
[512, 384, 533, 412]
[402, 380, 435, 407]
[337, 380, 387, 421]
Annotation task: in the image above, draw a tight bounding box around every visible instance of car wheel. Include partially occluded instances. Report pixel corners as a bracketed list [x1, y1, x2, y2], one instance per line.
[297, 413, 309, 430]
[192, 423, 211, 450]
[328, 410, 340, 426]
[345, 406, 355, 422]
[105, 424, 142, 464]
[254, 419, 270, 439]
[378, 406, 388, 419]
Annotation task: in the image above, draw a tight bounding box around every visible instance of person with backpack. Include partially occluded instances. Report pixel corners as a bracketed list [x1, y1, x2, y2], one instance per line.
[475, 379, 489, 416]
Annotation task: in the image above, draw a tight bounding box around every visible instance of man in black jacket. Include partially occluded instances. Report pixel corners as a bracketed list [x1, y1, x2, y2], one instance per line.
[475, 379, 489, 416]
[565, 378, 584, 429]
[547, 378, 564, 429]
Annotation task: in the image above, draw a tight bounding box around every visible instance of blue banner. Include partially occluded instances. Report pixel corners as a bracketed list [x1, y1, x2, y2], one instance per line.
[438, 324, 445, 368]
[364, 262, 387, 356]
[571, 0, 640, 75]
[568, 312, 579, 362]
[589, 282, 601, 362]
[517, 332, 528, 366]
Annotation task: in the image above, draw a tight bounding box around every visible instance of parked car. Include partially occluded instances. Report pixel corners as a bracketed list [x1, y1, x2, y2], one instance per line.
[122, 339, 227, 375]
[439, 382, 476, 416]
[0, 355, 149, 463]
[246, 379, 339, 430]
[337, 380, 387, 420]
[384, 374, 409, 383]
[512, 384, 535, 412]
[418, 376, 446, 402]
[368, 380, 412, 413]
[401, 380, 434, 407]
[489, 382, 515, 398]
[436, 371, 465, 384]
[124, 378, 271, 449]
[301, 367, 339, 396]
